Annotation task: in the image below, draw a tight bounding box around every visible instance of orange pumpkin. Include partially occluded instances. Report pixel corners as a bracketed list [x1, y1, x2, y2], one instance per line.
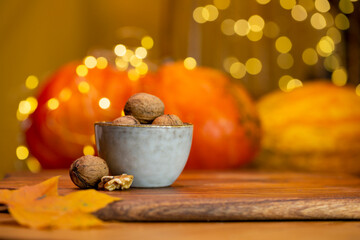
[256, 81, 360, 173]
[25, 62, 261, 169]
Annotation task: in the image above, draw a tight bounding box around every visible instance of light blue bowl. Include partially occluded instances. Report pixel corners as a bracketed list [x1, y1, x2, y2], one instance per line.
[94, 122, 193, 188]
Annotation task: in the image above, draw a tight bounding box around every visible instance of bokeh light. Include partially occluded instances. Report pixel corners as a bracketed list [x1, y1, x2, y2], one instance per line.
[18, 100, 31, 114]
[230, 61, 246, 79]
[25, 75, 39, 90]
[78, 81, 90, 94]
[314, 0, 331, 13]
[129, 55, 142, 67]
[84, 56, 97, 69]
[280, 0, 296, 10]
[99, 97, 111, 109]
[47, 98, 59, 110]
[256, 0, 271, 5]
[279, 75, 293, 92]
[302, 48, 318, 65]
[128, 68, 140, 81]
[263, 21, 280, 38]
[332, 68, 347, 86]
[291, 5, 308, 21]
[184, 57, 197, 70]
[234, 19, 250, 36]
[327, 27, 342, 44]
[135, 47, 147, 59]
[223, 57, 238, 73]
[114, 44, 126, 56]
[311, 13, 327, 30]
[59, 88, 72, 102]
[324, 55, 340, 71]
[287, 79, 303, 91]
[335, 13, 350, 30]
[83, 145, 95, 155]
[221, 19, 235, 36]
[248, 15, 264, 32]
[204, 5, 219, 22]
[275, 36, 292, 53]
[16, 145, 29, 160]
[96, 57, 108, 69]
[115, 57, 129, 71]
[26, 97, 38, 114]
[339, 0, 354, 14]
[26, 157, 41, 173]
[356, 84, 360, 97]
[76, 65, 88, 77]
[245, 58, 262, 75]
[317, 36, 335, 57]
[214, 0, 231, 9]
[141, 36, 154, 49]
[247, 30, 263, 42]
[277, 53, 294, 69]
[193, 7, 206, 24]
[137, 62, 149, 75]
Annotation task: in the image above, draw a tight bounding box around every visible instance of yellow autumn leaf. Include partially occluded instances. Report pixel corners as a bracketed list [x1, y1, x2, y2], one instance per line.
[0, 176, 120, 229]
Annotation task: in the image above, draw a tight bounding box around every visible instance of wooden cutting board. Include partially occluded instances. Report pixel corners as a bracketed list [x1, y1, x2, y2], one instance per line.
[1, 170, 360, 221]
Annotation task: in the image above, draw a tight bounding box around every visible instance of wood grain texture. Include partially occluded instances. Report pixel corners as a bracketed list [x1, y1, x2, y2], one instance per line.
[1, 170, 360, 221]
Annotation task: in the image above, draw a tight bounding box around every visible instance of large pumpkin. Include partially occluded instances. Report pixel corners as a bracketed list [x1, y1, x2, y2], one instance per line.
[256, 81, 360, 173]
[25, 62, 261, 169]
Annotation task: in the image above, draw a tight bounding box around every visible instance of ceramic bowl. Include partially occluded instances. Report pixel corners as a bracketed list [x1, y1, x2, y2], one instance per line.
[94, 122, 193, 188]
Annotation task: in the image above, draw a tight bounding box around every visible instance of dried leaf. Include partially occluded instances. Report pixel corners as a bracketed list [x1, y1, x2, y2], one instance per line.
[0, 176, 120, 229]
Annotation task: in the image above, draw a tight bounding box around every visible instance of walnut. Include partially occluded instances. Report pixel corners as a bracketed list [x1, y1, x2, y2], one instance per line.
[152, 114, 183, 126]
[113, 115, 140, 125]
[98, 174, 134, 191]
[124, 93, 164, 124]
[69, 155, 109, 189]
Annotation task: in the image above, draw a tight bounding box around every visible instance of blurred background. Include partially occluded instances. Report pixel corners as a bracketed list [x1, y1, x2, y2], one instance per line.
[0, 0, 359, 176]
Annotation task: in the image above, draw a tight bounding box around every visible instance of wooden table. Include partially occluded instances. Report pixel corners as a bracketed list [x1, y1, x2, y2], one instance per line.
[1, 170, 360, 239]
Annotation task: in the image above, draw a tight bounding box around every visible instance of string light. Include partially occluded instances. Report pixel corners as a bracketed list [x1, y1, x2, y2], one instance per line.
[184, 57, 197, 70]
[25, 75, 39, 90]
